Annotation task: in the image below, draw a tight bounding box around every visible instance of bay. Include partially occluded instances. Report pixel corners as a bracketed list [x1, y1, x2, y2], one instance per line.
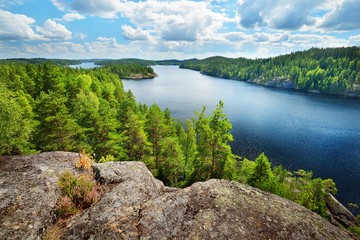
[123, 65, 360, 208]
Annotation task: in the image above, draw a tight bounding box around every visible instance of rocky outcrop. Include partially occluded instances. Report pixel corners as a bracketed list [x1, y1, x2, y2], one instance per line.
[123, 73, 157, 79]
[0, 152, 358, 240]
[0, 152, 81, 240]
[326, 194, 359, 228]
[247, 77, 296, 89]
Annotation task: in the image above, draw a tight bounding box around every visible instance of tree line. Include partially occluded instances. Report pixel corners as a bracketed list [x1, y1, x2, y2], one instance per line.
[0, 62, 343, 219]
[180, 47, 360, 96]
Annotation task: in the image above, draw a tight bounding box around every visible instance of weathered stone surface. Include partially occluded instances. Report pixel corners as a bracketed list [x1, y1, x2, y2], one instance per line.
[0, 152, 358, 240]
[326, 194, 359, 228]
[0, 152, 80, 240]
[65, 163, 357, 240]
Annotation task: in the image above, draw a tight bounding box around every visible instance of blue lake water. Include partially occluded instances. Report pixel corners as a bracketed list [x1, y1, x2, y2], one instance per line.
[123, 65, 360, 209]
[70, 62, 99, 69]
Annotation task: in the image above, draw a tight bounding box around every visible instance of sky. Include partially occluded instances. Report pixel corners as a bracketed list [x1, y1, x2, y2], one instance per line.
[0, 0, 360, 60]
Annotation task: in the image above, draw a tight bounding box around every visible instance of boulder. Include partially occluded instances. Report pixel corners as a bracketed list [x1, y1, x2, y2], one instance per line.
[0, 152, 80, 240]
[326, 194, 359, 228]
[0, 152, 358, 240]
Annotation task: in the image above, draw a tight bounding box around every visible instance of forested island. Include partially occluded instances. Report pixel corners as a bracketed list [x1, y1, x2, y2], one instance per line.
[180, 47, 360, 97]
[1, 60, 360, 234]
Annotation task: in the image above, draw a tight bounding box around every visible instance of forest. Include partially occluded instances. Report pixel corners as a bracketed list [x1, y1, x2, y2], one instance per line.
[180, 47, 360, 96]
[0, 61, 352, 221]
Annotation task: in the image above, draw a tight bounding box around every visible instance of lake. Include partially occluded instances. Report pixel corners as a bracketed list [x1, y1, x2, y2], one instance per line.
[70, 62, 99, 69]
[123, 65, 360, 209]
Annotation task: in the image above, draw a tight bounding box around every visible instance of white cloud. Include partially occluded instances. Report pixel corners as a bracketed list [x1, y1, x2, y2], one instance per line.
[121, 25, 152, 41]
[236, 0, 327, 30]
[49, 0, 229, 43]
[60, 12, 85, 22]
[36, 19, 72, 40]
[320, 0, 360, 31]
[0, 9, 42, 41]
[119, 0, 229, 42]
[51, 0, 67, 11]
[0, 0, 24, 7]
[74, 32, 87, 39]
[221, 32, 250, 42]
[347, 35, 360, 46]
[71, 0, 122, 18]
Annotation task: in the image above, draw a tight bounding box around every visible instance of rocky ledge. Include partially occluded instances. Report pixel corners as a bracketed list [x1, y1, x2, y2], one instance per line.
[0, 152, 358, 239]
[122, 73, 157, 80]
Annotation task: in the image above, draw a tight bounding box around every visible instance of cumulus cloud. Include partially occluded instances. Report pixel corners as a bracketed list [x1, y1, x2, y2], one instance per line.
[50, 0, 229, 42]
[0, 9, 42, 41]
[121, 25, 152, 41]
[320, 0, 360, 31]
[74, 32, 87, 39]
[120, 0, 229, 42]
[51, 0, 67, 11]
[0, 0, 24, 7]
[71, 0, 122, 18]
[236, 0, 325, 30]
[36, 19, 72, 40]
[347, 35, 360, 46]
[60, 12, 85, 22]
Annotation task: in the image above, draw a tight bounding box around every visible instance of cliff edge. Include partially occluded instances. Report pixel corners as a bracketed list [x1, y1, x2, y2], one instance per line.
[0, 152, 357, 239]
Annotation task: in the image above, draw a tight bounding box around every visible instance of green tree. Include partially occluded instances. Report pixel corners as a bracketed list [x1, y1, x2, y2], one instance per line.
[123, 110, 151, 162]
[180, 119, 197, 181]
[189, 101, 236, 183]
[0, 84, 35, 155]
[158, 136, 184, 186]
[146, 104, 167, 175]
[209, 100, 234, 179]
[34, 91, 81, 151]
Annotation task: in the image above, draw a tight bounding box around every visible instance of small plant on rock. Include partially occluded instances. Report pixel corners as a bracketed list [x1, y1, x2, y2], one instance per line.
[55, 170, 101, 218]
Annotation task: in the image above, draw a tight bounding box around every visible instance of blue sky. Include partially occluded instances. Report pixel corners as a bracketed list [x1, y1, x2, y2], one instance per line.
[0, 0, 359, 59]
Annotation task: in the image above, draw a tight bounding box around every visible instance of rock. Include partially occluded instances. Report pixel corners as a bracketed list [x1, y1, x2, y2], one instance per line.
[0, 152, 358, 240]
[0, 152, 81, 240]
[64, 163, 357, 240]
[326, 194, 359, 228]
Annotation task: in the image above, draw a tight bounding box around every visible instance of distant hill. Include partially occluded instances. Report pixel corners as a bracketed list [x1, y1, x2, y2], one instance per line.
[180, 47, 360, 97]
[0, 58, 82, 66]
[95, 58, 196, 66]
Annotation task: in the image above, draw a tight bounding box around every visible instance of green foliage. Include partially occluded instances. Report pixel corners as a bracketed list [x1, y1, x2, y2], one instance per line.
[242, 152, 334, 218]
[348, 226, 360, 236]
[98, 154, 116, 163]
[180, 47, 360, 95]
[0, 61, 344, 222]
[56, 170, 100, 217]
[100, 62, 156, 79]
[0, 83, 36, 155]
[187, 101, 236, 184]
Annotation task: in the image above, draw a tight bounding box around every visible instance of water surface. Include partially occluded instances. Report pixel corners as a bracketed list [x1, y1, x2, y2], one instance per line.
[123, 65, 360, 208]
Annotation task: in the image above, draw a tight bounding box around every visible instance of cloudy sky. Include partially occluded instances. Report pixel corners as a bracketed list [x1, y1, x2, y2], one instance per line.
[0, 0, 359, 59]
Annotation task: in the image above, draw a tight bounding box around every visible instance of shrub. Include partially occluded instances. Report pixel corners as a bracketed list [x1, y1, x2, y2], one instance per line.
[55, 196, 78, 217]
[98, 154, 115, 163]
[56, 170, 101, 218]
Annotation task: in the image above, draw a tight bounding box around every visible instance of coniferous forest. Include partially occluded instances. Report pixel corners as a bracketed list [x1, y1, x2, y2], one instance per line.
[180, 47, 360, 96]
[0, 61, 342, 220]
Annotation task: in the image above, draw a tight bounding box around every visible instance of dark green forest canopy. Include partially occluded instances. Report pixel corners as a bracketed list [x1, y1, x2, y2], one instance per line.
[95, 58, 185, 66]
[0, 60, 355, 223]
[0, 58, 83, 66]
[180, 47, 360, 96]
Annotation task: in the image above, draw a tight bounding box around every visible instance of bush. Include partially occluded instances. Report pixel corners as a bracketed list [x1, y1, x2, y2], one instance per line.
[55, 196, 78, 217]
[56, 170, 101, 217]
